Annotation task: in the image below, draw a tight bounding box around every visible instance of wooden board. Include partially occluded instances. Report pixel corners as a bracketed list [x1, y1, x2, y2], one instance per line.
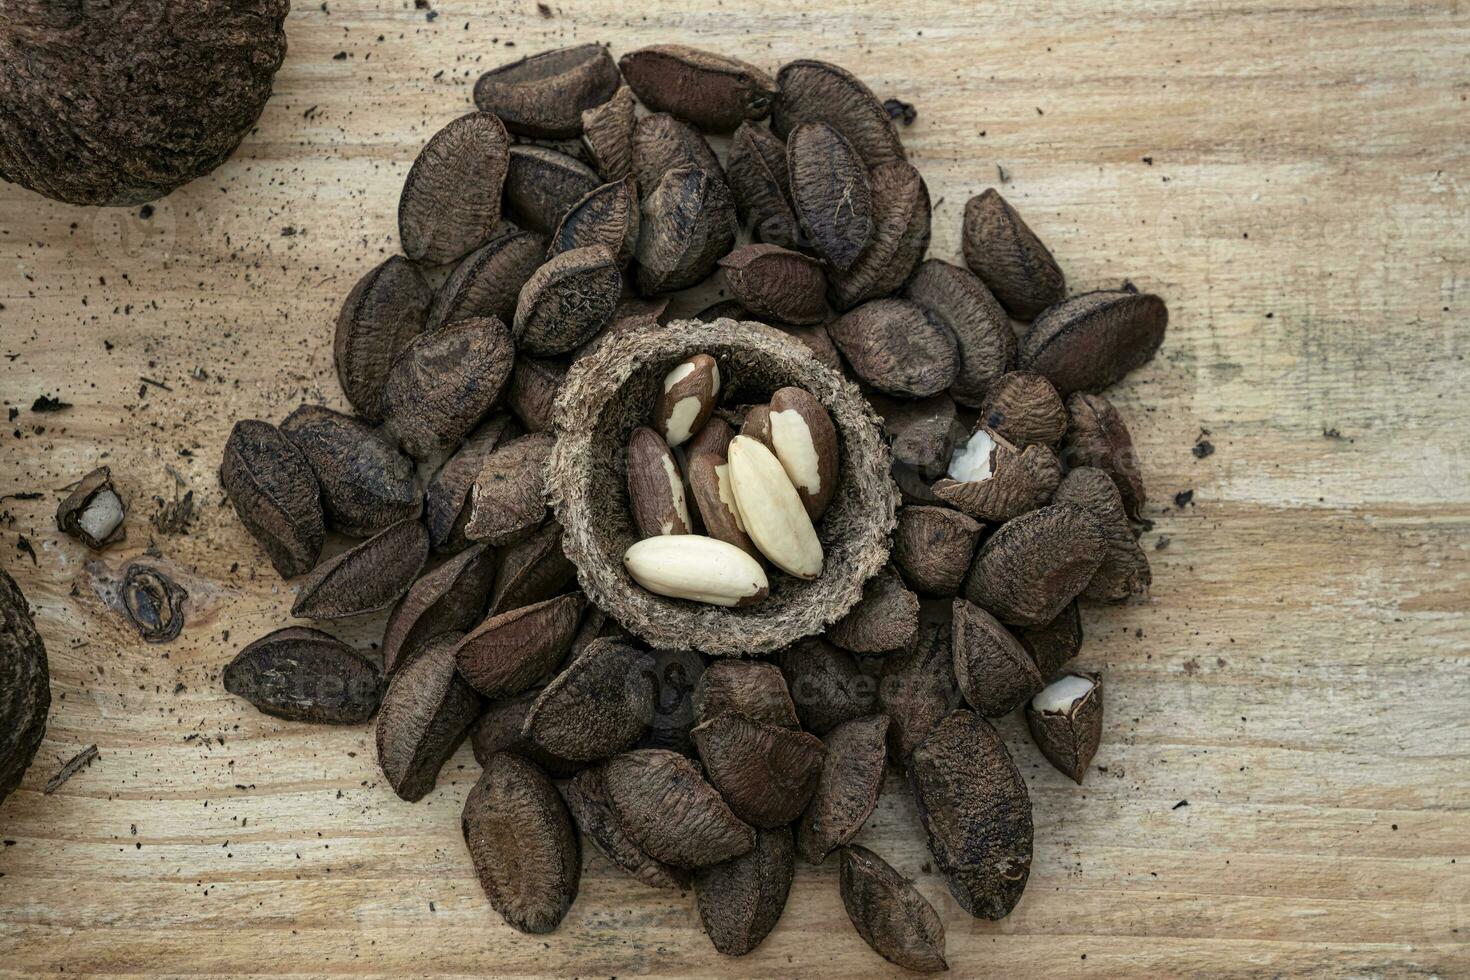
[2, 1, 1467, 975]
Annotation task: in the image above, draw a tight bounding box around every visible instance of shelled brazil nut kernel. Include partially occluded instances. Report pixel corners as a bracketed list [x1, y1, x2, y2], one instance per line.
[210, 40, 1169, 972]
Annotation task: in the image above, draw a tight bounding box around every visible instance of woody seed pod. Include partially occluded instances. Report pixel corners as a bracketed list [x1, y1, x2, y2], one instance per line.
[564, 767, 691, 890]
[891, 506, 983, 598]
[56, 466, 127, 551]
[280, 405, 423, 538]
[827, 564, 919, 654]
[964, 503, 1106, 627]
[465, 431, 556, 546]
[333, 256, 432, 419]
[428, 230, 547, 330]
[839, 844, 949, 973]
[772, 59, 905, 167]
[620, 45, 778, 132]
[290, 519, 429, 620]
[907, 709, 1032, 919]
[951, 598, 1043, 717]
[220, 422, 324, 577]
[692, 712, 826, 827]
[719, 244, 828, 325]
[514, 245, 622, 356]
[462, 753, 581, 934]
[1026, 672, 1103, 784]
[978, 371, 1067, 448]
[903, 258, 1015, 408]
[381, 544, 496, 676]
[580, 85, 637, 181]
[398, 112, 510, 265]
[473, 43, 621, 138]
[602, 748, 757, 868]
[453, 592, 586, 699]
[786, 122, 873, 271]
[224, 627, 383, 724]
[827, 299, 959, 398]
[382, 315, 515, 459]
[376, 632, 481, 802]
[1020, 289, 1169, 395]
[695, 826, 795, 957]
[797, 714, 889, 864]
[961, 189, 1066, 321]
[549, 176, 640, 267]
[503, 145, 602, 234]
[523, 637, 656, 762]
[1062, 391, 1147, 522]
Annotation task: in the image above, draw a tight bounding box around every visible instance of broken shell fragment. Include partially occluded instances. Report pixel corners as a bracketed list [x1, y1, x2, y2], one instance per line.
[951, 598, 1044, 718]
[1026, 672, 1103, 784]
[840, 844, 949, 973]
[56, 466, 127, 550]
[461, 752, 581, 934]
[906, 709, 1032, 920]
[962, 189, 1066, 321]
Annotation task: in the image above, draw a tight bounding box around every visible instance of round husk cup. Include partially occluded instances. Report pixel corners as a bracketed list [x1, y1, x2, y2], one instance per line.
[548, 318, 897, 656]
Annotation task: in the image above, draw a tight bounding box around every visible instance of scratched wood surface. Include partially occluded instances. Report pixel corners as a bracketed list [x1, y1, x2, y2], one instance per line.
[1, 1, 1467, 976]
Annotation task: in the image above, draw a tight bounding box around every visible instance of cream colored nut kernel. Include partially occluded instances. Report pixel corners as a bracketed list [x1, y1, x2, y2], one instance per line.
[655, 353, 720, 447]
[627, 426, 692, 538]
[726, 435, 824, 580]
[768, 386, 838, 520]
[623, 534, 770, 607]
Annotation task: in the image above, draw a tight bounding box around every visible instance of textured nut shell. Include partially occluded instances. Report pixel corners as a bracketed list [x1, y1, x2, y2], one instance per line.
[694, 826, 795, 957]
[870, 392, 959, 482]
[224, 627, 382, 724]
[508, 357, 568, 435]
[906, 709, 1033, 920]
[720, 244, 828, 326]
[961, 189, 1066, 321]
[523, 637, 655, 762]
[771, 59, 905, 168]
[453, 592, 586, 699]
[290, 519, 429, 620]
[333, 256, 432, 420]
[473, 43, 621, 138]
[375, 633, 480, 802]
[564, 767, 690, 890]
[513, 246, 622, 356]
[280, 405, 423, 539]
[428, 231, 546, 331]
[1026, 673, 1103, 784]
[1053, 467, 1152, 601]
[964, 504, 1107, 626]
[726, 121, 799, 249]
[620, 45, 778, 133]
[1018, 601, 1084, 681]
[839, 844, 949, 972]
[786, 122, 874, 272]
[692, 713, 826, 828]
[1062, 392, 1147, 521]
[879, 611, 962, 761]
[826, 564, 919, 653]
[827, 299, 959, 399]
[580, 86, 637, 180]
[382, 316, 515, 459]
[951, 599, 1044, 717]
[466, 432, 555, 546]
[504, 145, 602, 235]
[471, 691, 580, 778]
[778, 638, 875, 735]
[0, 0, 288, 207]
[829, 159, 932, 311]
[1020, 290, 1169, 395]
[424, 413, 520, 552]
[931, 436, 1062, 524]
[904, 258, 1015, 408]
[0, 569, 50, 805]
[221, 420, 325, 578]
[549, 176, 640, 267]
[55, 466, 127, 550]
[635, 165, 738, 294]
[694, 661, 799, 728]
[549, 319, 897, 656]
[892, 506, 982, 597]
[631, 113, 725, 196]
[602, 748, 757, 868]
[489, 520, 578, 615]
[461, 753, 581, 934]
[797, 715, 889, 864]
[398, 112, 510, 265]
[381, 544, 497, 676]
[978, 371, 1067, 447]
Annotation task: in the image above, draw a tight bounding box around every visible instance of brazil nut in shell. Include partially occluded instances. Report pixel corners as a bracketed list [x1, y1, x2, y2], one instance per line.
[224, 627, 382, 724]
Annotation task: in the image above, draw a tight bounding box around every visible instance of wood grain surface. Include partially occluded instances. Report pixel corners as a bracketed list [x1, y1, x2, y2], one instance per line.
[2, 1, 1467, 976]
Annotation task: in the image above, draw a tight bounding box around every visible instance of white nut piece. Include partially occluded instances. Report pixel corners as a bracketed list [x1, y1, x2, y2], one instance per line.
[655, 353, 720, 447]
[623, 534, 770, 607]
[726, 435, 824, 580]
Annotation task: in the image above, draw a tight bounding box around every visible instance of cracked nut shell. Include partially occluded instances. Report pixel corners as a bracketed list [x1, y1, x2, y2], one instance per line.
[601, 748, 757, 868]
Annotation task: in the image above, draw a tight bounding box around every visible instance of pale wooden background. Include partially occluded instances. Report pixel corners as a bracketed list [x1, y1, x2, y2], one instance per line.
[2, 1, 1467, 976]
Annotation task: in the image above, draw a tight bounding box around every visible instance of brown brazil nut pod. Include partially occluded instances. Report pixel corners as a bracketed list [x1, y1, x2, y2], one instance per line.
[891, 506, 982, 598]
[221, 422, 324, 578]
[1, 568, 50, 805]
[601, 748, 756, 868]
[376, 632, 481, 802]
[772, 59, 905, 168]
[381, 543, 496, 676]
[549, 175, 640, 267]
[461, 752, 581, 934]
[333, 256, 432, 420]
[695, 826, 795, 957]
[694, 661, 799, 728]
[424, 413, 520, 552]
[636, 165, 738, 294]
[473, 43, 620, 138]
[726, 121, 799, 249]
[382, 315, 515, 460]
[786, 121, 873, 271]
[829, 159, 931, 312]
[453, 592, 586, 700]
[224, 626, 382, 724]
[428, 230, 546, 331]
[879, 610, 961, 761]
[1026, 672, 1103, 784]
[827, 299, 958, 399]
[1062, 391, 1147, 522]
[906, 709, 1032, 919]
[564, 767, 690, 890]
[961, 188, 1066, 321]
[290, 519, 429, 620]
[720, 244, 828, 326]
[1019, 289, 1169, 395]
[523, 637, 655, 763]
[620, 45, 778, 133]
[963, 503, 1106, 627]
[797, 714, 889, 864]
[779, 638, 875, 735]
[280, 405, 423, 539]
[904, 258, 1014, 408]
[398, 111, 510, 265]
[840, 844, 948, 972]
[951, 598, 1044, 718]
[692, 712, 826, 828]
[978, 371, 1067, 448]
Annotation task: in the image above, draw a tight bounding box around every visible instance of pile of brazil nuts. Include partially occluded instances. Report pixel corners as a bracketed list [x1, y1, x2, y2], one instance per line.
[215, 42, 1167, 972]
